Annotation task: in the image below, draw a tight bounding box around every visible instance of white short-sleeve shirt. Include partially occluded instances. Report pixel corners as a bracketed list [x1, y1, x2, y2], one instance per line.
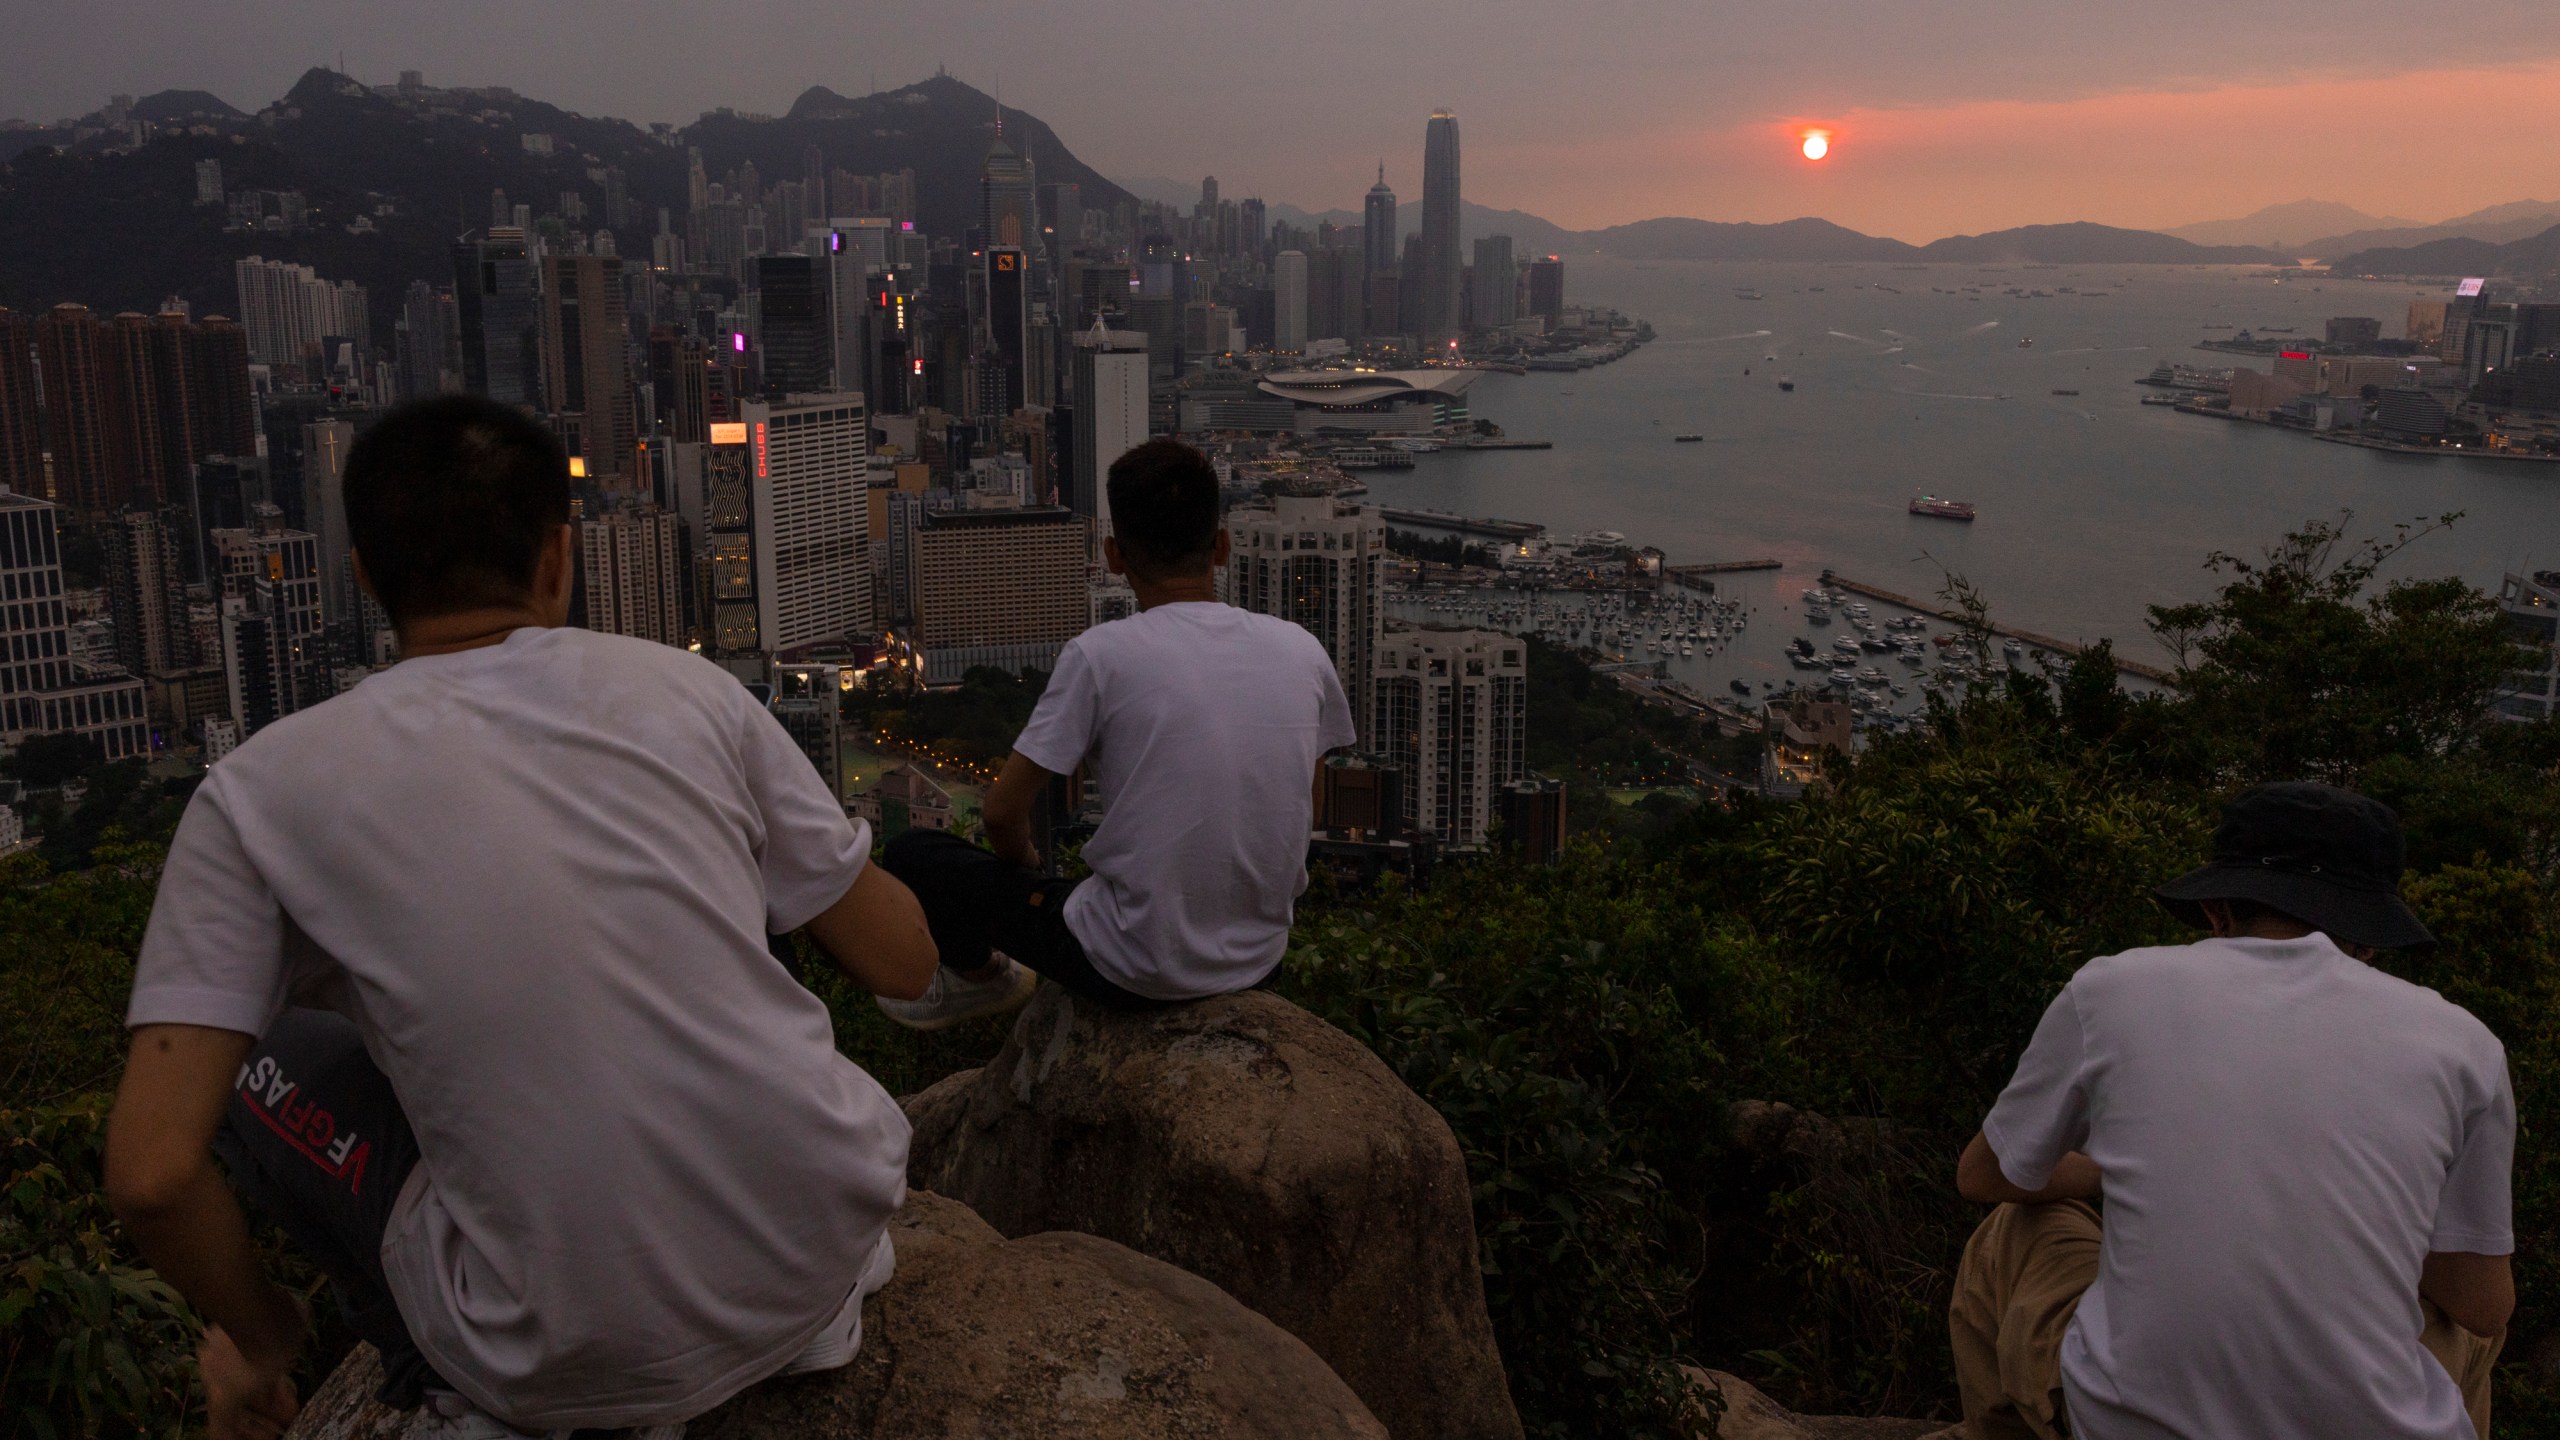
[128, 626, 909, 1431]
[1985, 935, 2513, 1440]
[1011, 602, 1356, 999]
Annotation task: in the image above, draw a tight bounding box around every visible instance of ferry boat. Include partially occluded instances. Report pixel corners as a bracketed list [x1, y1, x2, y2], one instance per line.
[1909, 495, 1977, 521]
[1777, 377, 1796, 392]
[1673, 433, 1704, 443]
[1335, 447, 1416, 470]
[2050, 388, 2080, 396]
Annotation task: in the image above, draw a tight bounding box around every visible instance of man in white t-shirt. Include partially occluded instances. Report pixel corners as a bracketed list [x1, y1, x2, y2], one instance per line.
[874, 439, 1355, 1029]
[1948, 782, 2513, 1440]
[104, 397, 939, 1440]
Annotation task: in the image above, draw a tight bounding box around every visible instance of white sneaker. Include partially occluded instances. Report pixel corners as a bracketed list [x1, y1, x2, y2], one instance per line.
[420, 1389, 685, 1439]
[874, 955, 1040, 1031]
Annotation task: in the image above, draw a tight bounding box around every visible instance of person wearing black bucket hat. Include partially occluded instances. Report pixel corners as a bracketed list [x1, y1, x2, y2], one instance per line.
[1940, 782, 2514, 1440]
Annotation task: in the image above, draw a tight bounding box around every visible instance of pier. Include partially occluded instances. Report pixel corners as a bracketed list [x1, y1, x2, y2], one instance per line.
[1819, 571, 2177, 685]
[1666, 559, 1782, 592]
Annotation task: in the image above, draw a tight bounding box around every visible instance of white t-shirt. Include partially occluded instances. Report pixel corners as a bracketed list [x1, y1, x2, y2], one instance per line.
[1011, 602, 1355, 999]
[127, 626, 909, 1431]
[1985, 936, 2513, 1440]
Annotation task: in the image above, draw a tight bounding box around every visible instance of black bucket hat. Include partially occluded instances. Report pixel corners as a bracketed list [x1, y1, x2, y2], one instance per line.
[2155, 781, 2434, 951]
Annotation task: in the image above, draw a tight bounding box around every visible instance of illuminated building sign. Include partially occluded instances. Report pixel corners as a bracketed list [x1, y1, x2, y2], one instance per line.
[2457, 277, 2486, 297]
[995, 252, 1017, 272]
[753, 422, 768, 479]
[2280, 350, 2310, 360]
[709, 422, 748, 446]
[732, 332, 747, 352]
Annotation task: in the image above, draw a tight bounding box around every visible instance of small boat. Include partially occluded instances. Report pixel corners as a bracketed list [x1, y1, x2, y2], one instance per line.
[2018, 337, 2034, 348]
[1789, 638, 1815, 657]
[1730, 678, 1753, 696]
[1673, 433, 1704, 443]
[1910, 495, 1977, 521]
[2050, 388, 2080, 396]
[1778, 377, 1796, 392]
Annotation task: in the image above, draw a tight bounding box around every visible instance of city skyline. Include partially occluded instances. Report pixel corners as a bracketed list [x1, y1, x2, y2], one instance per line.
[11, 2, 2560, 240]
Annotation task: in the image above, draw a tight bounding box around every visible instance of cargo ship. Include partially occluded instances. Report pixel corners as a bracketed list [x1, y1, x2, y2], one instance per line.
[1909, 495, 1977, 521]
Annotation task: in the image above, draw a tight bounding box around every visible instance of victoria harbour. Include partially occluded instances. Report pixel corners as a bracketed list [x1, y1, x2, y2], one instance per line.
[1374, 258, 2560, 690]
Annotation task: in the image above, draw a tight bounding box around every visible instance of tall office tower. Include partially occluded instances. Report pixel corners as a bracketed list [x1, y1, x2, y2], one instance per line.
[0, 492, 151, 759]
[188, 316, 257, 459]
[983, 246, 1029, 411]
[1238, 198, 1267, 262]
[1372, 627, 1527, 846]
[753, 254, 832, 397]
[1224, 495, 1386, 748]
[302, 419, 355, 626]
[1041, 182, 1083, 260]
[696, 422, 759, 667]
[741, 393, 870, 655]
[867, 272, 915, 413]
[211, 523, 324, 644]
[492, 187, 513, 228]
[767, 663, 845, 793]
[0, 308, 41, 496]
[1420, 110, 1463, 347]
[1526, 256, 1565, 326]
[1305, 247, 1360, 345]
[454, 229, 540, 404]
[1069, 324, 1148, 526]
[1273, 251, 1309, 354]
[1362, 164, 1399, 283]
[35, 305, 111, 513]
[1470, 235, 1517, 332]
[980, 121, 1038, 249]
[395, 281, 457, 401]
[100, 508, 194, 675]
[138, 311, 201, 490]
[578, 504, 684, 646]
[539, 253, 636, 485]
[766, 181, 807, 254]
[908, 506, 1088, 684]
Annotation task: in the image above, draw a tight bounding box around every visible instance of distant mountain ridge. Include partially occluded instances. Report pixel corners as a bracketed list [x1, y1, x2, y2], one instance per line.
[2164, 200, 2417, 250]
[2329, 223, 2560, 278]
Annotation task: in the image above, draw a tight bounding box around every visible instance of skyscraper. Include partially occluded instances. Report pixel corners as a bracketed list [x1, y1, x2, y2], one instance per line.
[396, 281, 458, 402]
[0, 491, 151, 759]
[34, 305, 110, 514]
[753, 253, 832, 398]
[741, 393, 871, 655]
[908, 506, 1088, 685]
[1274, 250, 1309, 354]
[302, 419, 355, 627]
[1420, 111, 1463, 348]
[1070, 324, 1148, 528]
[100, 508, 194, 675]
[1224, 494, 1386, 748]
[579, 504, 685, 647]
[1527, 257, 1566, 327]
[454, 229, 539, 405]
[981, 121, 1037, 250]
[1373, 627, 1527, 846]
[541, 254, 638, 487]
[1470, 235, 1517, 333]
[982, 246, 1030, 412]
[1362, 164, 1399, 285]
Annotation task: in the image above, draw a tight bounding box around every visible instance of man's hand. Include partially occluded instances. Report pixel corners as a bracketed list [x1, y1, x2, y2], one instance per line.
[981, 752, 1054, 871]
[108, 1025, 311, 1436]
[201, 1321, 301, 1440]
[803, 860, 939, 1000]
[1956, 1130, 2102, 1205]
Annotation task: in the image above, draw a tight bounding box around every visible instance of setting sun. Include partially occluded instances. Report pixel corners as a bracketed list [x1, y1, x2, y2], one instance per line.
[1801, 130, 1831, 160]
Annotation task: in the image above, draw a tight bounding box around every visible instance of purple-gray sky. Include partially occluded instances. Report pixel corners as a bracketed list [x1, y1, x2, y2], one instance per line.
[15, 1, 2560, 239]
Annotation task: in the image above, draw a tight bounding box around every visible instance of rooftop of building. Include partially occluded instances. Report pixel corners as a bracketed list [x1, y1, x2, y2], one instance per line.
[1257, 369, 1479, 406]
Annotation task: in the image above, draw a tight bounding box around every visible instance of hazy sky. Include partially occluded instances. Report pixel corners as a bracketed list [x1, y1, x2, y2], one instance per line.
[14, 1, 2560, 239]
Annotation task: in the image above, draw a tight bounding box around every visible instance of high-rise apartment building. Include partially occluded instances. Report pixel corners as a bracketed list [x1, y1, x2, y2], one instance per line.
[454, 229, 539, 405]
[233, 256, 366, 371]
[101, 507, 195, 676]
[768, 662, 845, 795]
[1470, 235, 1516, 332]
[909, 506, 1088, 685]
[0, 491, 151, 759]
[742, 393, 871, 656]
[34, 305, 110, 512]
[1274, 250, 1309, 354]
[1419, 111, 1463, 347]
[540, 254, 637, 485]
[211, 520, 323, 736]
[580, 504, 685, 647]
[396, 281, 459, 402]
[1224, 495, 1386, 748]
[0, 309, 41, 497]
[1372, 627, 1527, 847]
[1070, 325, 1148, 530]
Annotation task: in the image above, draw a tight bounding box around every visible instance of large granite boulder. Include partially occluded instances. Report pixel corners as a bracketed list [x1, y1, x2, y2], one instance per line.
[283, 1192, 1383, 1440]
[903, 984, 1521, 1440]
[1687, 1368, 1946, 1440]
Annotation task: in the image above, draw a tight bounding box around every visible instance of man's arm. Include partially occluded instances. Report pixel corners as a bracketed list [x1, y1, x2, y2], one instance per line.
[2421, 1251, 2515, 1337]
[802, 862, 939, 1000]
[108, 1024, 306, 1439]
[1956, 1130, 2102, 1205]
[981, 751, 1055, 871]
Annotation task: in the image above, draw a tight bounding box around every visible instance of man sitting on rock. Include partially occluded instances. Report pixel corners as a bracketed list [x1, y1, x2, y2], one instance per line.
[106, 396, 937, 1440]
[876, 438, 1356, 1029]
[1946, 781, 2512, 1440]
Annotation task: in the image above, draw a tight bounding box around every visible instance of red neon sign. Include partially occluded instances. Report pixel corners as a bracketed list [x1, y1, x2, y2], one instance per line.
[2280, 350, 2310, 360]
[753, 422, 768, 479]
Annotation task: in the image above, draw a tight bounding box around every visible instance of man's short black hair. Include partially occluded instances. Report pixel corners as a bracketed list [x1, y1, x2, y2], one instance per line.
[1106, 439, 1221, 581]
[343, 395, 572, 627]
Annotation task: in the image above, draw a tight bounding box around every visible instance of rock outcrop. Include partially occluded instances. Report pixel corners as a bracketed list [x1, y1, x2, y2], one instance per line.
[282, 1192, 1383, 1440]
[904, 984, 1521, 1440]
[1688, 1368, 1948, 1440]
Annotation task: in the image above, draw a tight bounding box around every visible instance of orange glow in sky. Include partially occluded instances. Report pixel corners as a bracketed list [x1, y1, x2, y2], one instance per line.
[1800, 130, 1830, 161]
